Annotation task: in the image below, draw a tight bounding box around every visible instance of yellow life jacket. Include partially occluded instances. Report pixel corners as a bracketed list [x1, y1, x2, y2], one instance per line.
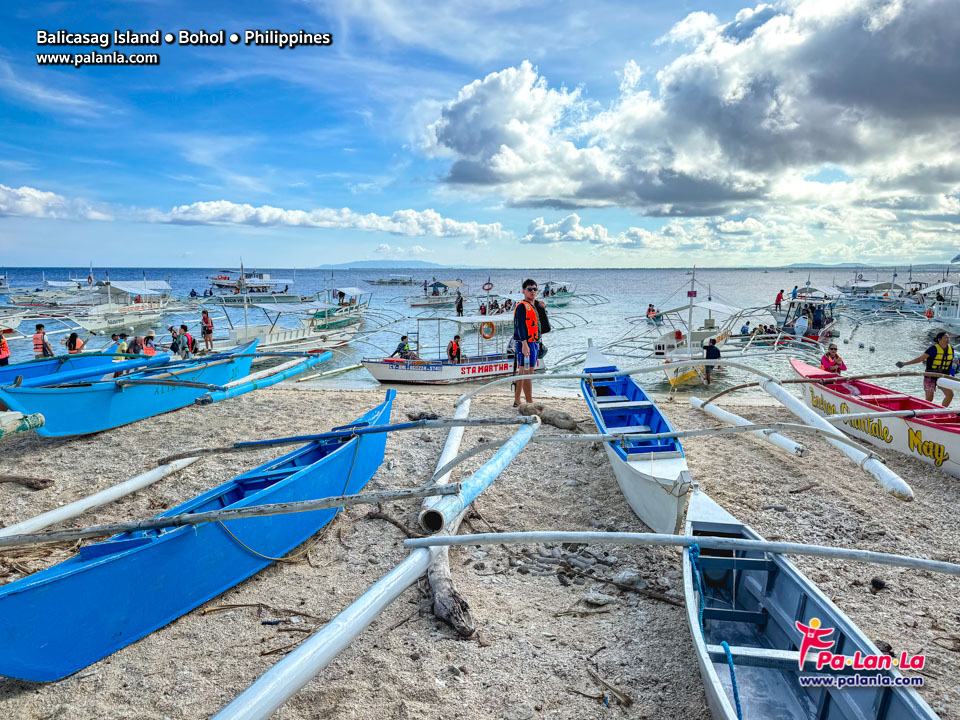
[929, 343, 954, 373]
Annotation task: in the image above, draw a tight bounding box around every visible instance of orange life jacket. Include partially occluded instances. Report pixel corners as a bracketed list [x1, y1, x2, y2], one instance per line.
[33, 332, 46, 355]
[0, 336, 9, 360]
[202, 315, 213, 331]
[516, 300, 540, 342]
[450, 340, 459, 357]
[143, 344, 157, 357]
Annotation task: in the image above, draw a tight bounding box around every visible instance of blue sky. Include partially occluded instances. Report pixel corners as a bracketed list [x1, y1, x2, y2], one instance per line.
[1, 0, 958, 267]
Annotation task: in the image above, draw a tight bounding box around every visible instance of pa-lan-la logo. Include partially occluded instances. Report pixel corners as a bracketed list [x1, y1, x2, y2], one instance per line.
[796, 618, 926, 672]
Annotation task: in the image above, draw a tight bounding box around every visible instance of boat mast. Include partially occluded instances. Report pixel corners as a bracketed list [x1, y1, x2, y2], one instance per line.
[687, 267, 695, 356]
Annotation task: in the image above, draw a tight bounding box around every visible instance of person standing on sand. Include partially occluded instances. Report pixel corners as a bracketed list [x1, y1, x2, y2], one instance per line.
[513, 279, 541, 408]
[704, 338, 721, 385]
[897, 331, 956, 406]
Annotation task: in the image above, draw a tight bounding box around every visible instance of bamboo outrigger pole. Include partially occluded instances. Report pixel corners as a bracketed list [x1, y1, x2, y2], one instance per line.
[403, 532, 960, 577]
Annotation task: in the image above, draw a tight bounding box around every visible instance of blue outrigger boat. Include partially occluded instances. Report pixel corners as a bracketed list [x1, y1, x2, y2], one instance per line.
[581, 345, 691, 534]
[684, 490, 938, 719]
[0, 341, 257, 436]
[0, 348, 161, 387]
[0, 390, 394, 681]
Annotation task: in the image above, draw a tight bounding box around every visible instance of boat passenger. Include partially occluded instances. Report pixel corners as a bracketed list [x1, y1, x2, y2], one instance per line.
[63, 332, 88, 354]
[455, 295, 464, 318]
[0, 333, 10, 366]
[480, 303, 487, 316]
[812, 305, 824, 330]
[513, 279, 541, 408]
[820, 344, 846, 374]
[791, 285, 799, 300]
[179, 325, 196, 360]
[189, 289, 198, 298]
[704, 338, 721, 385]
[389, 335, 420, 361]
[201, 309, 215, 352]
[127, 336, 144, 356]
[775, 289, 784, 311]
[116, 333, 129, 356]
[447, 334, 463, 364]
[142, 332, 157, 357]
[167, 326, 180, 355]
[740, 321, 750, 335]
[896, 331, 956, 406]
[504, 298, 513, 312]
[32, 324, 54, 359]
[794, 313, 809, 339]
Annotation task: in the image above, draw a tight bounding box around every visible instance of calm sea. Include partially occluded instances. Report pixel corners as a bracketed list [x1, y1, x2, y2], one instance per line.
[1, 266, 950, 398]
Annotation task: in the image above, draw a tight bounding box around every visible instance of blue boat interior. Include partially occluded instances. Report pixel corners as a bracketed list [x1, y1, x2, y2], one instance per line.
[583, 358, 683, 458]
[689, 518, 928, 720]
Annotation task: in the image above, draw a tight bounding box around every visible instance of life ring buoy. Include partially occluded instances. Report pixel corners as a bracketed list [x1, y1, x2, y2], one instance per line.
[479, 322, 496, 339]
[926, 308, 934, 319]
[482, 282, 493, 292]
[857, 274, 863, 280]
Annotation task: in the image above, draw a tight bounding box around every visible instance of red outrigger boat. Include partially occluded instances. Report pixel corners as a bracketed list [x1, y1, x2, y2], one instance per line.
[791, 359, 960, 478]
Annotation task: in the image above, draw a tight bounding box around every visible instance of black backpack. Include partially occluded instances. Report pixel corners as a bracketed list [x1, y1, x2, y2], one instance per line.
[535, 302, 552, 334]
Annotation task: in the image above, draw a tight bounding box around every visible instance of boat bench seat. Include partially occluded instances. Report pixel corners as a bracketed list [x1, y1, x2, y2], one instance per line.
[595, 394, 630, 403]
[853, 393, 909, 402]
[705, 644, 887, 675]
[606, 424, 652, 434]
[599, 400, 654, 410]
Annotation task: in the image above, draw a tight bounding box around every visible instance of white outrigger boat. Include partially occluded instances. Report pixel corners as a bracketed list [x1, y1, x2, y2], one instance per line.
[582, 345, 690, 533]
[684, 488, 938, 720]
[405, 280, 468, 309]
[218, 300, 363, 352]
[362, 315, 543, 384]
[206, 268, 304, 305]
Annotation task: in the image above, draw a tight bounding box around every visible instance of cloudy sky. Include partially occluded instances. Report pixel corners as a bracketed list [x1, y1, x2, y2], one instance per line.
[1, 0, 957, 267]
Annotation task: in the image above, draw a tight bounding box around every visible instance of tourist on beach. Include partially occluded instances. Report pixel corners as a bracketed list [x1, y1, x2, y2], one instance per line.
[896, 331, 957, 406]
[820, 344, 846, 374]
[447, 334, 463, 364]
[775, 289, 784, 311]
[791, 285, 799, 300]
[179, 324, 196, 360]
[0, 333, 10, 366]
[167, 326, 180, 355]
[116, 333, 129, 355]
[32, 324, 54, 359]
[62, 332, 89, 354]
[200, 309, 215, 351]
[143, 331, 158, 357]
[127, 335, 144, 355]
[389, 335, 420, 360]
[704, 338, 721, 385]
[513, 279, 541, 408]
[455, 294, 464, 317]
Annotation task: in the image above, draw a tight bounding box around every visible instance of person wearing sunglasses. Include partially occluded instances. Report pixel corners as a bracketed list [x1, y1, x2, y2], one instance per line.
[820, 344, 846, 374]
[512, 279, 541, 407]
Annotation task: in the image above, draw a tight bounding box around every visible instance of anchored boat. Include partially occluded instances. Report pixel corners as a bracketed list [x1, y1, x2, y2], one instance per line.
[0, 391, 394, 681]
[0, 341, 257, 436]
[683, 489, 937, 719]
[581, 345, 691, 533]
[791, 359, 960, 478]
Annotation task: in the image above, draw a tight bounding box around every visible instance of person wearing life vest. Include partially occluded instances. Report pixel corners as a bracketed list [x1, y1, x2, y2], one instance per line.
[143, 330, 158, 357]
[0, 333, 10, 366]
[897, 331, 956, 405]
[201, 309, 215, 351]
[33, 324, 54, 359]
[63, 332, 90, 354]
[388, 335, 420, 361]
[179, 324, 197, 360]
[447, 334, 463, 364]
[513, 279, 541, 408]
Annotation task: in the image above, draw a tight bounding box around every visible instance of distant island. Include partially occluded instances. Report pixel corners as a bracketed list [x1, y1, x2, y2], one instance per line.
[312, 260, 484, 270]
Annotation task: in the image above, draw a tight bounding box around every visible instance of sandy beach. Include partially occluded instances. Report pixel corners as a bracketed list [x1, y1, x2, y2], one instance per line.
[1, 384, 958, 719]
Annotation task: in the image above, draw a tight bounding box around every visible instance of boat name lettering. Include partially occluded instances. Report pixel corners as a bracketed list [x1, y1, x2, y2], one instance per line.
[907, 427, 949, 467]
[403, 363, 440, 372]
[460, 363, 510, 376]
[809, 389, 838, 416]
[838, 402, 893, 444]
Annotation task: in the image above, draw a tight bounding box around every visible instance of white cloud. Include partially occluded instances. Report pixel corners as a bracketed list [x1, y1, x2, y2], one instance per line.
[0, 184, 504, 245]
[374, 242, 428, 258]
[0, 59, 110, 118]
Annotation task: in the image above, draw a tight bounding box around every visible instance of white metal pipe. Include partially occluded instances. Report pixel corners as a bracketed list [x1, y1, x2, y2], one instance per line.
[757, 379, 914, 501]
[936, 377, 960, 393]
[689, 396, 805, 457]
[403, 532, 960, 576]
[0, 458, 198, 538]
[421, 399, 471, 514]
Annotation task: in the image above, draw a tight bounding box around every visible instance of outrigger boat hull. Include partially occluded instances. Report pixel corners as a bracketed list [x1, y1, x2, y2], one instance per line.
[582, 347, 690, 534]
[0, 350, 128, 387]
[363, 354, 543, 385]
[0, 391, 394, 682]
[791, 359, 960, 478]
[683, 490, 937, 719]
[0, 341, 257, 436]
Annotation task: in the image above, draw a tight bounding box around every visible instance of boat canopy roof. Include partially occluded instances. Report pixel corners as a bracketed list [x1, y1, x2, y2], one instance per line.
[421, 314, 514, 326]
[45, 280, 86, 288]
[330, 286, 365, 297]
[801, 285, 843, 296]
[249, 301, 336, 313]
[428, 280, 465, 289]
[95, 280, 171, 295]
[659, 300, 741, 316]
[918, 281, 958, 295]
[541, 280, 573, 286]
[849, 280, 904, 290]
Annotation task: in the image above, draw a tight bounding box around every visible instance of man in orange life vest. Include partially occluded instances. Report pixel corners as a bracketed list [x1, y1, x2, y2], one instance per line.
[447, 334, 462, 364]
[513, 279, 540, 407]
[33, 324, 54, 359]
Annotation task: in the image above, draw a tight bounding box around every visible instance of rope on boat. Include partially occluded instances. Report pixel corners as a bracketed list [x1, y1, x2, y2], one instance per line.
[720, 641, 744, 720]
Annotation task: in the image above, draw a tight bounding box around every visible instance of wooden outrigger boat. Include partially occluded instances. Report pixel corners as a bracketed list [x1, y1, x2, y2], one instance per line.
[582, 346, 691, 533]
[362, 315, 544, 385]
[406, 280, 468, 309]
[0, 391, 394, 681]
[683, 489, 937, 719]
[0, 341, 257, 436]
[791, 359, 960, 478]
[0, 350, 159, 388]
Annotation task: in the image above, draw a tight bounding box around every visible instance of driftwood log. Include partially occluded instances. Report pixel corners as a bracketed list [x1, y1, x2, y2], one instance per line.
[427, 509, 476, 637]
[518, 402, 580, 431]
[0, 475, 54, 490]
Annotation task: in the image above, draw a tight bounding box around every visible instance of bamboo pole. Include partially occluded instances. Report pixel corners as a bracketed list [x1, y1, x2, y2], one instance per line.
[295, 363, 363, 383]
[689, 396, 805, 455]
[403, 532, 960, 576]
[0, 483, 462, 550]
[0, 458, 198, 539]
[156, 416, 539, 465]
